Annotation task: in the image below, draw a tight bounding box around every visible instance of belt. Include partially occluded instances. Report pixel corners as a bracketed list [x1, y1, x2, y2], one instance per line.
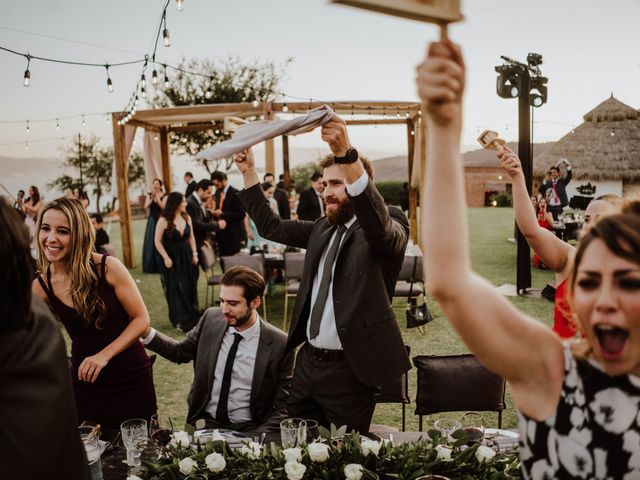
[306, 343, 345, 361]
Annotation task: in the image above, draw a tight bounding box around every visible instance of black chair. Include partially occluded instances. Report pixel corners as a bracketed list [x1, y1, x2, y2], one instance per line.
[374, 345, 411, 432]
[413, 353, 506, 431]
[283, 252, 305, 331]
[394, 255, 425, 298]
[200, 243, 222, 307]
[221, 254, 268, 320]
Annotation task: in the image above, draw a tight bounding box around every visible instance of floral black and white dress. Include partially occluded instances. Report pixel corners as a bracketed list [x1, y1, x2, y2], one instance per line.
[517, 345, 640, 479]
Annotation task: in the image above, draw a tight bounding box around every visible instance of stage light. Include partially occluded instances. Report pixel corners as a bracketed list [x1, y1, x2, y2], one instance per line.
[529, 76, 548, 107]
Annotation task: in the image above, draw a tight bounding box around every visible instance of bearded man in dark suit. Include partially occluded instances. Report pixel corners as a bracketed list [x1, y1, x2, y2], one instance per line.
[234, 115, 410, 433]
[211, 171, 246, 256]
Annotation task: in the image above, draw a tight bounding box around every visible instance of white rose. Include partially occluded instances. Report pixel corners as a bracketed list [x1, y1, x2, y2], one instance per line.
[435, 444, 452, 460]
[284, 460, 307, 480]
[178, 457, 198, 475]
[361, 439, 381, 457]
[283, 447, 303, 463]
[205, 452, 226, 473]
[475, 445, 497, 463]
[308, 442, 330, 462]
[344, 463, 364, 480]
[170, 431, 190, 447]
[239, 441, 262, 460]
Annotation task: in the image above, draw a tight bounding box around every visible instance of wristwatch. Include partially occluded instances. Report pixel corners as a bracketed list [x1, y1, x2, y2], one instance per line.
[334, 147, 359, 164]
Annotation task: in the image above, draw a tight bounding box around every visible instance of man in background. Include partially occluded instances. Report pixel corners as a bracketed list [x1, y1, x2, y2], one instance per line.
[296, 172, 324, 221]
[211, 171, 246, 256]
[90, 213, 110, 253]
[264, 172, 291, 219]
[184, 171, 197, 199]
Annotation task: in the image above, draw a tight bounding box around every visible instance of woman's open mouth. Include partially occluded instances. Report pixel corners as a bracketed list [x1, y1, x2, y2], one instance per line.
[594, 324, 629, 360]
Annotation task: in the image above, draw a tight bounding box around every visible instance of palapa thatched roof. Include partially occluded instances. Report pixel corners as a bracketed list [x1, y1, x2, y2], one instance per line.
[533, 95, 640, 181]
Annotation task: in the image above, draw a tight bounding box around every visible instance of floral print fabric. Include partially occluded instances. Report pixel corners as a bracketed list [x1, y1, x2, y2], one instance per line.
[518, 345, 640, 479]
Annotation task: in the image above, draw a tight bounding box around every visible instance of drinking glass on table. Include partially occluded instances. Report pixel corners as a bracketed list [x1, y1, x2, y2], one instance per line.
[149, 414, 171, 446]
[280, 418, 306, 448]
[461, 412, 484, 445]
[305, 419, 319, 443]
[79, 426, 104, 480]
[120, 418, 148, 467]
[433, 418, 461, 441]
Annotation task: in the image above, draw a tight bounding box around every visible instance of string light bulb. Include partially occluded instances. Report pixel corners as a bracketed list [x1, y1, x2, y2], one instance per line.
[56, 118, 60, 130]
[26, 120, 30, 133]
[82, 114, 86, 127]
[205, 86, 212, 99]
[282, 102, 289, 113]
[23, 55, 31, 87]
[25, 141, 29, 150]
[176, 0, 184, 11]
[163, 69, 170, 88]
[163, 28, 171, 47]
[251, 99, 259, 108]
[152, 68, 158, 85]
[134, 95, 139, 106]
[140, 73, 146, 89]
[141, 87, 146, 99]
[105, 64, 113, 92]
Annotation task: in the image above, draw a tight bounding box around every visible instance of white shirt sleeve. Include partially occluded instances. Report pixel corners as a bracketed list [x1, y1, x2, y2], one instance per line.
[141, 327, 157, 345]
[345, 171, 369, 197]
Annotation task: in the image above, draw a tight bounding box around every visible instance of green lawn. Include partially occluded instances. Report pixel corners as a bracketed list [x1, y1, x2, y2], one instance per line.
[104, 207, 554, 431]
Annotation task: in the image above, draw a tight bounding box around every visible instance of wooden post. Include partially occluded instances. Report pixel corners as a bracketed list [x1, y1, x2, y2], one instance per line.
[282, 135, 292, 191]
[406, 119, 418, 244]
[112, 113, 135, 268]
[265, 107, 276, 176]
[159, 127, 172, 192]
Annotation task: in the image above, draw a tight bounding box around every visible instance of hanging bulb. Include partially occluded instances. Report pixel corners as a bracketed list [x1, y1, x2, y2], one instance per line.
[23, 69, 30, 87]
[56, 118, 60, 130]
[107, 77, 113, 93]
[396, 112, 401, 119]
[405, 112, 410, 118]
[134, 96, 139, 106]
[410, 130, 415, 136]
[282, 103, 289, 113]
[205, 87, 212, 99]
[141, 73, 146, 89]
[82, 114, 86, 127]
[214, 129, 220, 135]
[163, 28, 171, 47]
[141, 87, 146, 99]
[25, 141, 29, 150]
[164, 72, 170, 88]
[26, 120, 30, 133]
[152, 69, 158, 85]
[106, 115, 110, 124]
[251, 99, 259, 108]
[176, 0, 184, 11]
[611, 130, 615, 137]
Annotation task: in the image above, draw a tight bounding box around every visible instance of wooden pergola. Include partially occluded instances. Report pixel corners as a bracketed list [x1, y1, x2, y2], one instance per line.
[112, 100, 425, 268]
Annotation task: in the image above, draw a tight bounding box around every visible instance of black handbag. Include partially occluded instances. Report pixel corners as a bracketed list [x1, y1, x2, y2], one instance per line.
[405, 256, 433, 331]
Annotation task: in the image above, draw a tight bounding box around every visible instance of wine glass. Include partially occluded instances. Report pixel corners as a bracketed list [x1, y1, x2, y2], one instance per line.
[149, 414, 171, 446]
[433, 418, 461, 441]
[461, 412, 484, 445]
[120, 418, 148, 467]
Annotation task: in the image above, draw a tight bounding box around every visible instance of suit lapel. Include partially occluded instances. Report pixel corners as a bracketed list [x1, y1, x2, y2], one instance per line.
[337, 220, 359, 258]
[250, 320, 273, 413]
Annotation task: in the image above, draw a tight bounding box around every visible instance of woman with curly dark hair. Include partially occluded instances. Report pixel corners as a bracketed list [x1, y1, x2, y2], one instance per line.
[155, 192, 199, 331]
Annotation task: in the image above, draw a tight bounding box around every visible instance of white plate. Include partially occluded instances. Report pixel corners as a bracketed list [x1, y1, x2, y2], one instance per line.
[194, 429, 249, 444]
[484, 428, 519, 439]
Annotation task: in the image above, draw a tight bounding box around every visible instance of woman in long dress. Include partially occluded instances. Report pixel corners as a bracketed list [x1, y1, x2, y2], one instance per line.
[155, 192, 199, 331]
[32, 197, 157, 429]
[418, 40, 640, 479]
[142, 178, 166, 273]
[20, 185, 43, 239]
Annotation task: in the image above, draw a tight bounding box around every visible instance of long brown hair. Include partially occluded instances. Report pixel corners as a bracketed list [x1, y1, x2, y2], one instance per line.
[35, 197, 106, 327]
[161, 192, 188, 234]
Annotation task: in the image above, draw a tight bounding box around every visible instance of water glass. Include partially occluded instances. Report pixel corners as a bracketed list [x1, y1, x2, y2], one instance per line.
[79, 426, 104, 480]
[120, 418, 148, 467]
[280, 418, 306, 448]
[305, 419, 319, 443]
[461, 412, 484, 445]
[433, 418, 461, 440]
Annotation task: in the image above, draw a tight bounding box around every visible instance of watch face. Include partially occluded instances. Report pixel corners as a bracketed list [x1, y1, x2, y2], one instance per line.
[347, 148, 358, 163]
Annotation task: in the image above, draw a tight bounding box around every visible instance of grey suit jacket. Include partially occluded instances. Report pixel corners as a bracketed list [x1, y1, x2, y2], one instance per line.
[238, 179, 411, 387]
[146, 308, 293, 431]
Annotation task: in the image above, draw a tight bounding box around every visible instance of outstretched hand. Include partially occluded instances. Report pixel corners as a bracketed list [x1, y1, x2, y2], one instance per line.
[416, 40, 465, 126]
[234, 148, 255, 174]
[497, 146, 523, 178]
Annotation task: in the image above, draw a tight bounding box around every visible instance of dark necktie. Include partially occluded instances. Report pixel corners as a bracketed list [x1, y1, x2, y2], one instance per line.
[215, 332, 242, 424]
[309, 225, 347, 339]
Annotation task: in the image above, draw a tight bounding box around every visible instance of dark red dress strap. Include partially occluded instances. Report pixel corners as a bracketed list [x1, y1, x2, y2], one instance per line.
[36, 271, 56, 306]
[100, 253, 108, 279]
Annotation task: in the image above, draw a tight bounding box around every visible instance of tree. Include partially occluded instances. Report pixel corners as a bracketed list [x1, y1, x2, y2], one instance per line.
[149, 57, 289, 173]
[50, 136, 145, 213]
[291, 162, 321, 193]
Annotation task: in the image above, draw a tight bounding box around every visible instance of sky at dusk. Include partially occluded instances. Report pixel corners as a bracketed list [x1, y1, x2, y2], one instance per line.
[1, 0, 639, 165]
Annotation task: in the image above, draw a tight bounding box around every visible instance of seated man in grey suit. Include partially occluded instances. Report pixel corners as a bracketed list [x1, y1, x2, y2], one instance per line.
[142, 266, 293, 432]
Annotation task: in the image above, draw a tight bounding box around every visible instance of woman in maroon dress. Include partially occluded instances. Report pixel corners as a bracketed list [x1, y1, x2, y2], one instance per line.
[32, 197, 157, 429]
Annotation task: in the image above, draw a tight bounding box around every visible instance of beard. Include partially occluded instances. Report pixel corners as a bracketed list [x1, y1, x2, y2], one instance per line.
[326, 198, 354, 226]
[226, 308, 253, 329]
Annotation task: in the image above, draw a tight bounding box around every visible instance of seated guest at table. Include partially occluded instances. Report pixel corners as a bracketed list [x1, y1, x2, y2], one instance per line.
[186, 179, 226, 273]
[264, 172, 291, 219]
[32, 197, 157, 429]
[500, 148, 620, 338]
[418, 40, 640, 479]
[90, 212, 110, 253]
[0, 201, 89, 480]
[155, 192, 200, 332]
[142, 266, 294, 432]
[234, 118, 410, 434]
[296, 172, 325, 221]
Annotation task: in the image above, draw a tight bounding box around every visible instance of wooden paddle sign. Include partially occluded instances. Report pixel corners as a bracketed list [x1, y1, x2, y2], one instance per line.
[330, 0, 463, 25]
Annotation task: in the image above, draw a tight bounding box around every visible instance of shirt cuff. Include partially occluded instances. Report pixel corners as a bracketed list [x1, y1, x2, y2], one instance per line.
[141, 328, 157, 345]
[345, 171, 369, 197]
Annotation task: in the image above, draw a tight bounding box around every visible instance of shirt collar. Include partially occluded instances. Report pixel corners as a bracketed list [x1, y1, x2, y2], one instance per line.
[229, 313, 261, 341]
[192, 192, 203, 206]
[342, 215, 357, 230]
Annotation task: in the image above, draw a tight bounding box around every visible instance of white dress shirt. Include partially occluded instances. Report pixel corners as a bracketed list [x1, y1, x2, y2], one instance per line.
[306, 171, 368, 350]
[142, 315, 262, 423]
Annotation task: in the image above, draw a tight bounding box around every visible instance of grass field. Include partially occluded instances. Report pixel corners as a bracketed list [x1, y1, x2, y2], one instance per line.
[104, 207, 555, 431]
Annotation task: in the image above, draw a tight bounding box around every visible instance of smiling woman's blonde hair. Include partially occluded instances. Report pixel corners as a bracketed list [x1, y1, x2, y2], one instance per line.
[35, 197, 106, 327]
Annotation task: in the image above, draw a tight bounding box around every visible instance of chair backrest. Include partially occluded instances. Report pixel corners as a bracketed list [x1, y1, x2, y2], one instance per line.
[200, 243, 216, 271]
[397, 255, 424, 282]
[375, 345, 411, 404]
[221, 254, 266, 279]
[284, 252, 305, 280]
[413, 354, 506, 418]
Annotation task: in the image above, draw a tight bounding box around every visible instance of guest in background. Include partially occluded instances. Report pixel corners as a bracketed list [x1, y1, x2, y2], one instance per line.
[545, 159, 572, 220]
[530, 194, 538, 211]
[211, 171, 246, 256]
[0, 201, 89, 480]
[21, 185, 43, 238]
[296, 172, 324, 221]
[155, 192, 200, 332]
[90, 213, 110, 253]
[276, 174, 286, 190]
[80, 190, 90, 211]
[13, 189, 26, 220]
[32, 197, 157, 429]
[264, 172, 291, 219]
[142, 178, 167, 273]
[245, 182, 284, 253]
[532, 197, 554, 269]
[184, 171, 197, 199]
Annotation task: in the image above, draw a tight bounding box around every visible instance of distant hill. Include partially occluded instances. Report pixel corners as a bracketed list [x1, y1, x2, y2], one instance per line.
[370, 141, 556, 182]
